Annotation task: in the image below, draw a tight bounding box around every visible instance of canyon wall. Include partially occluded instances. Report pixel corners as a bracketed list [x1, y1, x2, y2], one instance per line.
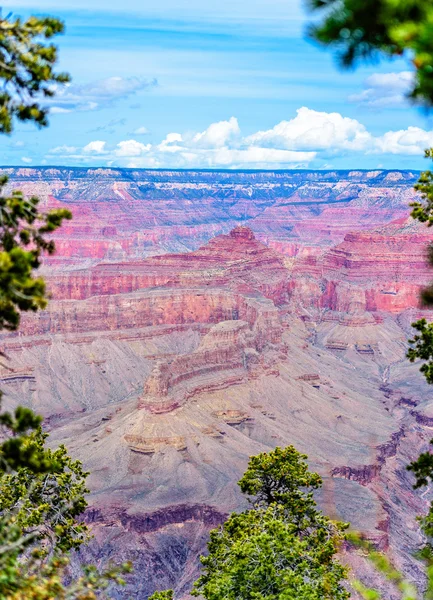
[0, 168, 432, 598]
[1, 167, 420, 265]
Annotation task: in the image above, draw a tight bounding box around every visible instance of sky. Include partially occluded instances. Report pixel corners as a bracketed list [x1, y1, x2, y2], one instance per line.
[2, 0, 433, 170]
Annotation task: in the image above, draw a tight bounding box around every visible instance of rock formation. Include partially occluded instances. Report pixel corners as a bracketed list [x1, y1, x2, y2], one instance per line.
[1, 167, 421, 266]
[0, 168, 432, 597]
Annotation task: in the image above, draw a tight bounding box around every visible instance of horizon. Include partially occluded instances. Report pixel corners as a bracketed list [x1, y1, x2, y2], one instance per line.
[0, 165, 423, 174]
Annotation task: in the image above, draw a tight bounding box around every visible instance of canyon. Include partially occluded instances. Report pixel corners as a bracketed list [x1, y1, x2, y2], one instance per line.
[1, 167, 433, 598]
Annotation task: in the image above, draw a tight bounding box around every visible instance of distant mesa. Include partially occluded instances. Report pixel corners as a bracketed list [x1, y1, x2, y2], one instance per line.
[229, 226, 255, 241]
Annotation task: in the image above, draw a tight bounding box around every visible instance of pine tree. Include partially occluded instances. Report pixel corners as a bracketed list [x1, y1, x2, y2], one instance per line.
[307, 0, 433, 108]
[191, 446, 349, 600]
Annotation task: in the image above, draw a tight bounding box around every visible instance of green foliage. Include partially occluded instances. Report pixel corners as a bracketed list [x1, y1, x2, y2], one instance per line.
[408, 440, 433, 490]
[407, 148, 433, 366]
[148, 591, 174, 600]
[409, 149, 433, 310]
[402, 150, 433, 382]
[0, 14, 70, 134]
[407, 318, 433, 384]
[0, 11, 131, 598]
[0, 428, 89, 554]
[0, 175, 71, 331]
[307, 1, 433, 598]
[192, 446, 349, 600]
[410, 150, 433, 227]
[0, 11, 71, 331]
[307, 0, 433, 107]
[0, 395, 56, 473]
[0, 424, 132, 600]
[0, 555, 132, 600]
[407, 440, 433, 544]
[192, 505, 349, 600]
[238, 445, 322, 524]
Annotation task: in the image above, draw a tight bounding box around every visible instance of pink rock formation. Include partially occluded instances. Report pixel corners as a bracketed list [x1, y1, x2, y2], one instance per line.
[135, 318, 283, 416]
[290, 218, 433, 313]
[0, 168, 432, 597]
[43, 225, 291, 306]
[1, 166, 422, 265]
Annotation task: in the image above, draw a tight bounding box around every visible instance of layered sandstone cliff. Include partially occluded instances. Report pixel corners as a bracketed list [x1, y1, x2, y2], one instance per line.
[1, 167, 421, 265]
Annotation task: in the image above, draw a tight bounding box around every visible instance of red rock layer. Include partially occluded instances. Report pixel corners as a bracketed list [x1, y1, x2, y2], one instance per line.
[1, 167, 421, 264]
[44, 226, 291, 306]
[16, 288, 277, 337]
[290, 218, 433, 313]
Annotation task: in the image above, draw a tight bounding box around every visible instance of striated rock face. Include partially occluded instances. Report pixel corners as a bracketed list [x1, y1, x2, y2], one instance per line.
[0, 167, 422, 266]
[290, 217, 433, 314]
[43, 225, 291, 306]
[135, 317, 283, 416]
[2, 168, 433, 598]
[16, 289, 276, 336]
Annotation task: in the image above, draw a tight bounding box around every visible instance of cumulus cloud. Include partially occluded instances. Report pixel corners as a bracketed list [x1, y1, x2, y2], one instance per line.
[83, 141, 108, 154]
[45, 107, 433, 168]
[245, 107, 372, 152]
[47, 76, 157, 113]
[349, 71, 414, 108]
[193, 117, 240, 148]
[114, 140, 151, 157]
[158, 133, 184, 153]
[21, 157, 32, 164]
[375, 126, 433, 155]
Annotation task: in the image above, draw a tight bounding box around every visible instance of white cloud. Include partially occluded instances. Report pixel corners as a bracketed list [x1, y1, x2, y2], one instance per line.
[83, 141, 108, 154]
[51, 145, 79, 154]
[349, 71, 414, 108]
[374, 126, 433, 155]
[50, 106, 74, 115]
[158, 133, 184, 153]
[201, 147, 314, 167]
[114, 140, 151, 157]
[21, 157, 32, 164]
[133, 126, 150, 135]
[193, 116, 240, 148]
[245, 107, 372, 152]
[47, 77, 157, 114]
[366, 71, 413, 90]
[45, 108, 433, 168]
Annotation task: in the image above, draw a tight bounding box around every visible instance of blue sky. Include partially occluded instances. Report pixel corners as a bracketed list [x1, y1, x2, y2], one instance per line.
[2, 0, 433, 169]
